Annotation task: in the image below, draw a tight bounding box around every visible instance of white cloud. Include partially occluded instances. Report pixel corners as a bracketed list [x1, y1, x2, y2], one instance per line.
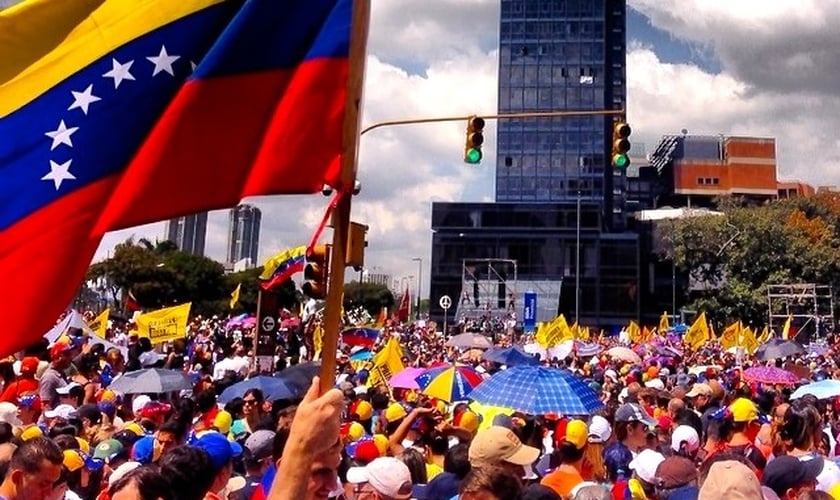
[95, 0, 840, 300]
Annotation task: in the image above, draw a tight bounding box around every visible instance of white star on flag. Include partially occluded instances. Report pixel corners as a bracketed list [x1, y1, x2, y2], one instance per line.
[68, 84, 101, 115]
[147, 45, 180, 77]
[41, 159, 76, 190]
[44, 120, 79, 150]
[103, 58, 135, 88]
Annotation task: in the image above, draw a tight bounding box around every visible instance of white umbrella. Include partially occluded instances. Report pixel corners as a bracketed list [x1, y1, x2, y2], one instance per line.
[606, 346, 642, 364]
[445, 333, 493, 349]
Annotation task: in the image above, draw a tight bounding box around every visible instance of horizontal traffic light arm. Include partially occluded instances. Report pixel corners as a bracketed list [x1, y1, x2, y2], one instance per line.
[360, 109, 627, 136]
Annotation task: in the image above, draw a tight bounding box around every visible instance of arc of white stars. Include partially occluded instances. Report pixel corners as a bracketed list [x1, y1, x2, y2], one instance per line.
[41, 159, 76, 190]
[68, 84, 101, 115]
[44, 120, 79, 150]
[147, 45, 180, 77]
[103, 58, 135, 89]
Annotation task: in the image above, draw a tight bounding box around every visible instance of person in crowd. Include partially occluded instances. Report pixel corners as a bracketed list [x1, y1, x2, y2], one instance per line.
[779, 399, 840, 492]
[0, 437, 64, 500]
[41, 344, 73, 411]
[231, 389, 267, 437]
[762, 455, 820, 499]
[347, 456, 414, 499]
[542, 419, 589, 496]
[468, 425, 540, 477]
[158, 446, 215, 500]
[106, 465, 173, 500]
[458, 464, 524, 500]
[0, 357, 39, 403]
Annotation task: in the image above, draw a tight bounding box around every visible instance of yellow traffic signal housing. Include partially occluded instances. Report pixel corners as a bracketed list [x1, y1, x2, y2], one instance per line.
[612, 121, 631, 169]
[302, 245, 331, 299]
[464, 116, 485, 164]
[346, 222, 368, 268]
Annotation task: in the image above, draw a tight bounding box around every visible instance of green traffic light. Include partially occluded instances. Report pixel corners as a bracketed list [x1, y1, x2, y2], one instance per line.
[465, 148, 482, 164]
[612, 154, 629, 169]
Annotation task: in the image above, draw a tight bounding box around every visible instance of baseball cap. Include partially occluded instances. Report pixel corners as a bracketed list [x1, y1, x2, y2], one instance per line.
[195, 431, 243, 471]
[728, 398, 764, 423]
[131, 395, 152, 415]
[20, 426, 43, 441]
[468, 426, 540, 466]
[49, 343, 72, 360]
[698, 460, 762, 499]
[56, 382, 83, 396]
[93, 439, 125, 463]
[17, 393, 41, 412]
[347, 422, 366, 442]
[762, 455, 821, 497]
[44, 404, 76, 420]
[108, 462, 141, 487]
[685, 383, 713, 398]
[244, 430, 275, 461]
[0, 402, 22, 426]
[123, 422, 147, 437]
[346, 439, 380, 464]
[588, 415, 612, 444]
[351, 400, 373, 421]
[645, 378, 665, 390]
[63, 449, 105, 473]
[385, 403, 408, 423]
[670, 425, 700, 453]
[213, 411, 233, 434]
[372, 434, 389, 456]
[555, 419, 588, 450]
[20, 357, 39, 375]
[655, 456, 697, 489]
[454, 410, 479, 433]
[628, 449, 665, 484]
[131, 436, 161, 464]
[346, 457, 413, 500]
[615, 403, 656, 426]
[76, 438, 91, 454]
[139, 401, 171, 420]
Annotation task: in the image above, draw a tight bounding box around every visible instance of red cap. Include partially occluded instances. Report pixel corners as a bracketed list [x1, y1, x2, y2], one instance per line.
[49, 343, 72, 360]
[353, 440, 380, 463]
[20, 357, 39, 375]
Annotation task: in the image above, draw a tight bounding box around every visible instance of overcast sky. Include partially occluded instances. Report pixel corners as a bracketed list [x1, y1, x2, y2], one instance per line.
[81, 0, 840, 298]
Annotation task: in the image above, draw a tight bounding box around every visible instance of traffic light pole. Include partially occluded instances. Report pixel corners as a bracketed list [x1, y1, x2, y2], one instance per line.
[360, 109, 626, 136]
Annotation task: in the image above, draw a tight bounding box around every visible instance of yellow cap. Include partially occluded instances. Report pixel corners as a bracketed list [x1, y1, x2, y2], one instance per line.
[729, 398, 759, 423]
[213, 411, 233, 434]
[562, 420, 589, 450]
[385, 403, 407, 423]
[124, 422, 146, 436]
[456, 411, 480, 433]
[63, 449, 85, 472]
[435, 401, 447, 415]
[828, 482, 840, 500]
[347, 422, 365, 442]
[354, 401, 373, 421]
[99, 389, 117, 402]
[373, 434, 389, 456]
[20, 426, 43, 441]
[76, 438, 91, 455]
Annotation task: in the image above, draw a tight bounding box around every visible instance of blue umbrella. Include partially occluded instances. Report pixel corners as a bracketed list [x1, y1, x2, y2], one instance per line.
[218, 376, 300, 404]
[481, 346, 539, 366]
[790, 379, 840, 400]
[469, 366, 604, 415]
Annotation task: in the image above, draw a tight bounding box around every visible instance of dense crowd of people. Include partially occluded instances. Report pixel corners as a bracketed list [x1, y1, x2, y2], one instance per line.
[0, 310, 838, 500]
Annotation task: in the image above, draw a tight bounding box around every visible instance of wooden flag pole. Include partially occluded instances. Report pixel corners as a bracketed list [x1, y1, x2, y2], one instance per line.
[319, 0, 370, 394]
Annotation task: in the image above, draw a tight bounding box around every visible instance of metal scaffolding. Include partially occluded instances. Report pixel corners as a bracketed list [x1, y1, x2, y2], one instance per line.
[767, 283, 835, 340]
[455, 259, 518, 322]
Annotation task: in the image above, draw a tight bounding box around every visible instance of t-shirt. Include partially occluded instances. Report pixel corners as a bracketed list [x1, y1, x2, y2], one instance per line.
[39, 367, 66, 409]
[541, 466, 584, 498]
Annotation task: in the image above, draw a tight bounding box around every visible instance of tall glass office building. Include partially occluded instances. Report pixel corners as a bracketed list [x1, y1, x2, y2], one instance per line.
[496, 0, 626, 215]
[429, 0, 640, 329]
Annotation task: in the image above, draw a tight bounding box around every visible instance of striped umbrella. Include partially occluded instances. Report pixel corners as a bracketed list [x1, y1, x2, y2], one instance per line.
[415, 365, 483, 402]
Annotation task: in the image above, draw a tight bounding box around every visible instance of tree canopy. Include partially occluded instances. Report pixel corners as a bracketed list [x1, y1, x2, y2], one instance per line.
[662, 193, 840, 327]
[343, 281, 395, 317]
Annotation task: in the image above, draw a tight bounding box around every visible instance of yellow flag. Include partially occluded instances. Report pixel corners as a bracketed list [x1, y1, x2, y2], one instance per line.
[87, 309, 109, 338]
[641, 326, 653, 343]
[758, 325, 771, 344]
[312, 323, 324, 360]
[627, 321, 641, 344]
[367, 337, 404, 388]
[684, 312, 709, 351]
[719, 321, 740, 351]
[577, 325, 590, 341]
[229, 283, 241, 309]
[570, 321, 579, 339]
[742, 326, 759, 354]
[659, 312, 670, 334]
[781, 315, 792, 340]
[554, 315, 574, 344]
[135, 303, 191, 344]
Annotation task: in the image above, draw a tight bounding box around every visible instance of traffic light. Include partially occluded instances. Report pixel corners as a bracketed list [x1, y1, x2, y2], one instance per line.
[346, 222, 368, 269]
[464, 116, 485, 164]
[302, 245, 331, 299]
[611, 120, 632, 169]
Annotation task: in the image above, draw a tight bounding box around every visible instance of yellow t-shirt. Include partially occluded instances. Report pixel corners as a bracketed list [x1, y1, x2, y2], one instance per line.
[425, 462, 443, 481]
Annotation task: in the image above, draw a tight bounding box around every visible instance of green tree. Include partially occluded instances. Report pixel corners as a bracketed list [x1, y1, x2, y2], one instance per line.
[343, 281, 395, 317]
[225, 269, 299, 314]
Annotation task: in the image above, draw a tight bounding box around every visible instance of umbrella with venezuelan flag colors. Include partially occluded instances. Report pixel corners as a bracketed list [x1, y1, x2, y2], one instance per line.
[415, 365, 483, 403]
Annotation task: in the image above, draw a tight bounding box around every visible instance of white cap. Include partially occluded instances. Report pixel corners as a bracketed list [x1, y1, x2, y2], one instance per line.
[346, 457, 412, 499]
[628, 449, 665, 484]
[132, 395, 152, 415]
[139, 351, 164, 367]
[660, 367, 671, 376]
[588, 415, 612, 444]
[44, 404, 76, 420]
[108, 461, 142, 487]
[645, 378, 665, 390]
[670, 425, 700, 454]
[56, 382, 82, 395]
[0, 402, 22, 426]
[604, 369, 618, 382]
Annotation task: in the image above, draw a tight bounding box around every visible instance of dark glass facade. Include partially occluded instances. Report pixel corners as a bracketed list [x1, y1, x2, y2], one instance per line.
[496, 0, 626, 228]
[430, 202, 639, 327]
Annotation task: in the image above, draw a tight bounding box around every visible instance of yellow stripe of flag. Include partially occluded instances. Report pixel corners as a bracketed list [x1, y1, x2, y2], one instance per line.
[0, 0, 224, 116]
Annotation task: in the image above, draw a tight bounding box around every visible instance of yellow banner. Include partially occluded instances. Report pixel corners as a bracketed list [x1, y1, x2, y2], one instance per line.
[684, 312, 710, 351]
[367, 337, 404, 388]
[627, 321, 641, 344]
[229, 283, 241, 309]
[135, 303, 191, 344]
[719, 321, 740, 351]
[742, 326, 759, 354]
[659, 311, 670, 333]
[87, 309, 109, 338]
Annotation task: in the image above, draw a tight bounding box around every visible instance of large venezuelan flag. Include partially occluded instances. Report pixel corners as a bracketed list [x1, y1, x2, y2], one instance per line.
[259, 245, 307, 291]
[0, 0, 357, 356]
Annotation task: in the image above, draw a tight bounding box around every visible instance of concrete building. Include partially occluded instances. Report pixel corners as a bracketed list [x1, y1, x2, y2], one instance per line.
[226, 204, 261, 267]
[165, 212, 207, 256]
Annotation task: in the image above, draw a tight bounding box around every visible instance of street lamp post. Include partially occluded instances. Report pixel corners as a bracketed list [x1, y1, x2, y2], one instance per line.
[412, 257, 422, 320]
